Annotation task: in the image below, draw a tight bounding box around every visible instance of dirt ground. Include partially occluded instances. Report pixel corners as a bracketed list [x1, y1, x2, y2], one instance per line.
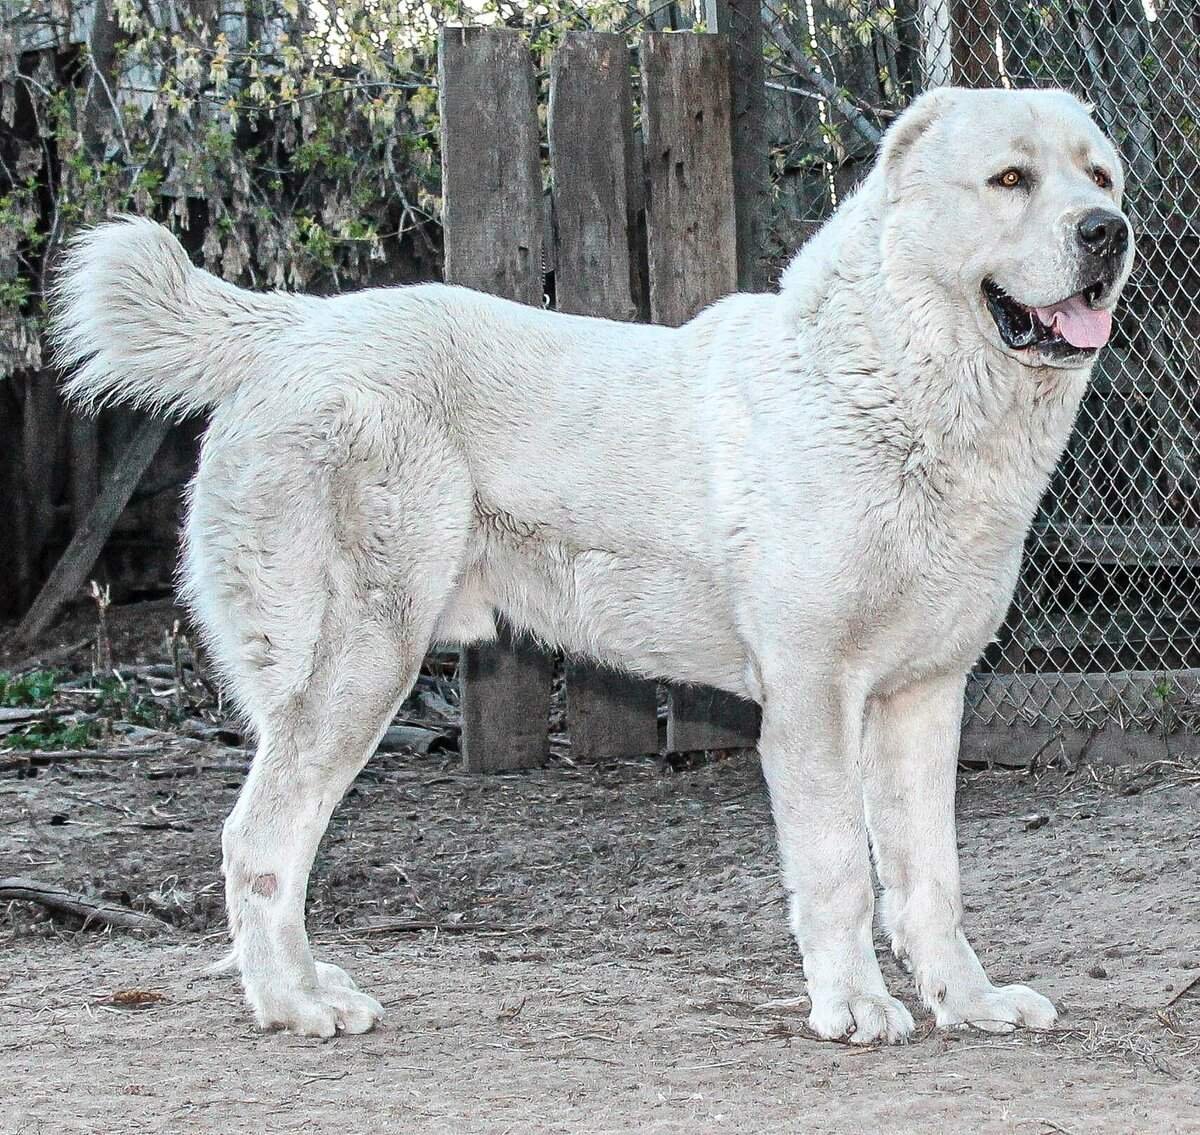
[2, 604, 1199, 1133]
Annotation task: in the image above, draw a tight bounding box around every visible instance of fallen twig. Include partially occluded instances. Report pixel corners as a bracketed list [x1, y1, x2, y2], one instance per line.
[0, 746, 162, 773]
[0, 875, 170, 932]
[342, 920, 549, 937]
[144, 760, 250, 780]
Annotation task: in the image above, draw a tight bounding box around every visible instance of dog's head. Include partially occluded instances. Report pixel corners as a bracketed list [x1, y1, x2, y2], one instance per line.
[878, 87, 1134, 370]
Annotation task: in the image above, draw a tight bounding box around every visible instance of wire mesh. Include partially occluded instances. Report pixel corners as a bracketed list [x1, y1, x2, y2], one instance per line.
[764, 0, 1200, 731]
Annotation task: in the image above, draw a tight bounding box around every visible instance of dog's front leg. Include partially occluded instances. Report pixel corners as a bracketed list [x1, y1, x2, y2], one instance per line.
[863, 672, 1057, 1032]
[759, 682, 914, 1044]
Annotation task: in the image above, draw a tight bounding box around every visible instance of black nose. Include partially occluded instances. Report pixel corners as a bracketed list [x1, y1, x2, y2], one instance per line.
[1077, 208, 1129, 259]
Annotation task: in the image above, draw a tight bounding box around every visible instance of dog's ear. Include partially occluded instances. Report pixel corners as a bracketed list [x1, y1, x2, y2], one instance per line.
[879, 88, 956, 199]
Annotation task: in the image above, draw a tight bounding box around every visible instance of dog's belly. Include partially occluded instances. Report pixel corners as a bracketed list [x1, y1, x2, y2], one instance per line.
[461, 534, 754, 696]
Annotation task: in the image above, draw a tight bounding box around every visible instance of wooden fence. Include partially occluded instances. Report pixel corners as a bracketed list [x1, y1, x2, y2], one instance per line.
[12, 9, 1194, 764]
[439, 23, 764, 771]
[7, 20, 769, 773]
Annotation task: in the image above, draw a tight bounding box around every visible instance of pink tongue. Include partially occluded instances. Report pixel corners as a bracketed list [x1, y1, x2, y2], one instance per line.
[1033, 295, 1112, 349]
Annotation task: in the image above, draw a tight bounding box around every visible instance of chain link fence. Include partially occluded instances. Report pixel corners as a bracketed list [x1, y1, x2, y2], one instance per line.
[762, 0, 1200, 732]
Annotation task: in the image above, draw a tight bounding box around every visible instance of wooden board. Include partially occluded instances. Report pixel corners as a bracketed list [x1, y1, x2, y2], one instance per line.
[20, 370, 62, 613]
[665, 684, 761, 754]
[1029, 520, 1200, 567]
[549, 32, 660, 762]
[565, 659, 661, 762]
[439, 27, 544, 306]
[68, 416, 100, 534]
[640, 32, 739, 328]
[460, 622, 556, 774]
[439, 26, 554, 772]
[641, 32, 759, 753]
[549, 32, 640, 323]
[959, 721, 1199, 768]
[0, 381, 21, 617]
[966, 668, 1200, 724]
[703, 0, 768, 291]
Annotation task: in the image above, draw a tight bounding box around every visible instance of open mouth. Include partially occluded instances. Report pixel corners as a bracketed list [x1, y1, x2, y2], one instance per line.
[982, 278, 1113, 358]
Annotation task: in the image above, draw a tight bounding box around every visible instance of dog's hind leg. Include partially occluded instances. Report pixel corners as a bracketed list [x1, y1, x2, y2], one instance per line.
[187, 407, 474, 1036]
[217, 610, 429, 1036]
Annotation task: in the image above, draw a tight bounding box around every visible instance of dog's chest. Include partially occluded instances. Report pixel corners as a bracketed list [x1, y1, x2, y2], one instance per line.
[851, 466, 1034, 685]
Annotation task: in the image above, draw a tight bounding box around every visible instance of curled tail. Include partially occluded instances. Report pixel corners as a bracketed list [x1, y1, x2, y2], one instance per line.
[52, 217, 304, 417]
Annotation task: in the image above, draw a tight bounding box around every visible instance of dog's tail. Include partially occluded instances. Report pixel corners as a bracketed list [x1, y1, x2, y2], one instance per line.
[53, 217, 306, 417]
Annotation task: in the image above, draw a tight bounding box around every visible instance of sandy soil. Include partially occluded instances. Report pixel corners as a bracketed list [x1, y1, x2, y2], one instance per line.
[2, 730, 1199, 1134]
[0, 600, 1197, 1132]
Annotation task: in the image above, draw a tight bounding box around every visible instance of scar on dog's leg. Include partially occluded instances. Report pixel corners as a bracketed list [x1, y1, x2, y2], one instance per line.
[863, 672, 1057, 1032]
[221, 619, 424, 1038]
[758, 678, 914, 1045]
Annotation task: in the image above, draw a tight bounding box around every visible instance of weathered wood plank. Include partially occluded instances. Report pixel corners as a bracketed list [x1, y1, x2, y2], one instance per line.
[958, 721, 1199, 768]
[550, 32, 639, 323]
[703, 0, 768, 290]
[15, 415, 170, 644]
[68, 416, 100, 533]
[0, 380, 22, 618]
[565, 659, 661, 762]
[1029, 521, 1200, 567]
[665, 683, 761, 754]
[640, 32, 739, 327]
[20, 369, 62, 612]
[550, 33, 661, 763]
[439, 26, 554, 773]
[460, 623, 555, 774]
[966, 668, 1200, 728]
[641, 32, 759, 753]
[439, 27, 545, 307]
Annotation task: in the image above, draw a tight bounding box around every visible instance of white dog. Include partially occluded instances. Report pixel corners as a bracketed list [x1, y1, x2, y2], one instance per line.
[53, 86, 1133, 1044]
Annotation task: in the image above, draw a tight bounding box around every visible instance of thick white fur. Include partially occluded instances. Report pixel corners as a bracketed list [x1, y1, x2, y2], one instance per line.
[53, 88, 1133, 1043]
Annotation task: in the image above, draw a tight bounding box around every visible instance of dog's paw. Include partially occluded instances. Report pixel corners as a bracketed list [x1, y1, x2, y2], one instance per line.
[246, 961, 384, 1038]
[808, 991, 915, 1045]
[931, 981, 1057, 1033]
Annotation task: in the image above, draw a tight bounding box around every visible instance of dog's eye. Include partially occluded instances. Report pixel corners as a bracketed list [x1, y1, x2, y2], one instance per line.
[993, 168, 1024, 189]
[1092, 167, 1113, 190]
